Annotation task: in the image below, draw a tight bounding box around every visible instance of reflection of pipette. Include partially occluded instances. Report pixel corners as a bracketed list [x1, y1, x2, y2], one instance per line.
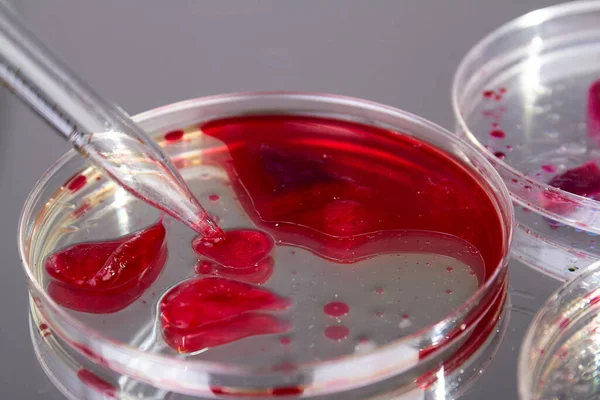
[0, 2, 221, 238]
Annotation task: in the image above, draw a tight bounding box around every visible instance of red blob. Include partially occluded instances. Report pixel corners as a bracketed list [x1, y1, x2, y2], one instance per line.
[192, 229, 274, 269]
[541, 164, 556, 173]
[489, 129, 505, 139]
[548, 161, 600, 199]
[493, 151, 506, 160]
[323, 301, 350, 318]
[200, 115, 505, 274]
[45, 221, 167, 313]
[280, 336, 292, 345]
[66, 174, 87, 192]
[208, 194, 220, 201]
[164, 129, 184, 142]
[587, 80, 600, 146]
[159, 277, 290, 353]
[77, 369, 117, 398]
[482, 90, 494, 98]
[210, 386, 304, 397]
[324, 325, 350, 341]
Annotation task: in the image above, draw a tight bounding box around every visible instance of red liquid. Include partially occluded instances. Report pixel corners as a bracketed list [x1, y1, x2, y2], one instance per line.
[77, 369, 117, 398]
[159, 277, 290, 353]
[45, 221, 167, 313]
[192, 229, 274, 269]
[66, 174, 87, 192]
[323, 301, 350, 318]
[543, 80, 600, 213]
[164, 129, 184, 142]
[200, 115, 504, 276]
[324, 325, 350, 341]
[489, 129, 505, 139]
[587, 80, 600, 146]
[548, 161, 600, 200]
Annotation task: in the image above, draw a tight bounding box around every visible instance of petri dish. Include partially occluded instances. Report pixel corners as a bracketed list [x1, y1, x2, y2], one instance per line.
[518, 260, 600, 399]
[19, 92, 512, 398]
[452, 0, 600, 280]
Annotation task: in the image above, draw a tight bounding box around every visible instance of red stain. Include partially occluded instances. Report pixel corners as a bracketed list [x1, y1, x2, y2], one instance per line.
[66, 174, 87, 192]
[72, 202, 91, 218]
[45, 221, 167, 313]
[210, 386, 304, 397]
[323, 301, 350, 318]
[489, 129, 506, 139]
[587, 80, 600, 146]
[159, 277, 290, 353]
[164, 129, 184, 142]
[493, 151, 506, 160]
[77, 369, 117, 398]
[483, 90, 494, 98]
[280, 336, 292, 346]
[324, 325, 350, 341]
[208, 194, 220, 201]
[541, 164, 556, 173]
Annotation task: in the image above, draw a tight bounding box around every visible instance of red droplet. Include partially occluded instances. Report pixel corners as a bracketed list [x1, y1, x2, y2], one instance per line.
[39, 323, 48, 331]
[323, 301, 350, 318]
[374, 287, 384, 295]
[489, 129, 505, 139]
[445, 289, 453, 294]
[483, 90, 494, 98]
[588, 80, 600, 146]
[541, 164, 556, 173]
[208, 194, 220, 201]
[77, 369, 117, 398]
[499, 87, 507, 94]
[280, 336, 292, 346]
[164, 130, 184, 142]
[524, 185, 532, 191]
[272, 387, 304, 396]
[73, 202, 91, 218]
[192, 229, 274, 269]
[66, 174, 87, 192]
[324, 325, 350, 341]
[493, 151, 506, 160]
[159, 277, 291, 353]
[402, 313, 410, 319]
[45, 221, 167, 313]
[446, 266, 454, 272]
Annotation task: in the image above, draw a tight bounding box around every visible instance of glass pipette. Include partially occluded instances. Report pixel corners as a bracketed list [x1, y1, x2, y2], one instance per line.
[0, 2, 222, 238]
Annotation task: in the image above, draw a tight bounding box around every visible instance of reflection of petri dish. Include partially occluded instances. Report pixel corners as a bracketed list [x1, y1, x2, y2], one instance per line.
[29, 289, 508, 399]
[518, 260, 600, 400]
[20, 93, 512, 398]
[452, 1, 600, 280]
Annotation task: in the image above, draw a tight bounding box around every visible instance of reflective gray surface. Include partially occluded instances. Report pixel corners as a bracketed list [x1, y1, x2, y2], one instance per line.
[0, 1, 565, 398]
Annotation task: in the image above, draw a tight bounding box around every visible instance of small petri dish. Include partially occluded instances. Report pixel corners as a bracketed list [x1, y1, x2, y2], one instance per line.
[452, 0, 600, 280]
[518, 260, 600, 399]
[20, 92, 512, 398]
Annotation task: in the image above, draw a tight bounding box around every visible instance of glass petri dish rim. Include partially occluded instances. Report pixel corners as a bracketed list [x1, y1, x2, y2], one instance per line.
[18, 91, 513, 394]
[452, 0, 600, 231]
[517, 259, 600, 399]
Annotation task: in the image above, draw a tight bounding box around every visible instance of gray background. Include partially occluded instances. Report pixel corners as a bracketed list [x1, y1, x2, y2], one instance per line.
[0, 1, 567, 398]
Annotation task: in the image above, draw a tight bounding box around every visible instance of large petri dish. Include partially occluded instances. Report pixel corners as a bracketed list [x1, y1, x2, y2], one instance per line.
[19, 92, 512, 398]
